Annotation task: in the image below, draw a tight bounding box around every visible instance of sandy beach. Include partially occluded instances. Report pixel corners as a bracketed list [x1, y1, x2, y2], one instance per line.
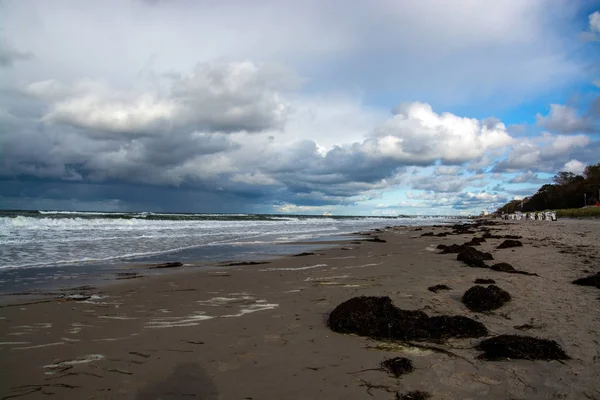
[1, 219, 600, 399]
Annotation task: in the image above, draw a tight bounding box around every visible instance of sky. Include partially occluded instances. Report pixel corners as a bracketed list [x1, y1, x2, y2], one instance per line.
[1, 0, 600, 216]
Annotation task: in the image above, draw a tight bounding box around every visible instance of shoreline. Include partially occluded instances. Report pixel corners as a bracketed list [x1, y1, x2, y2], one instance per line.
[0, 231, 371, 297]
[1, 219, 599, 399]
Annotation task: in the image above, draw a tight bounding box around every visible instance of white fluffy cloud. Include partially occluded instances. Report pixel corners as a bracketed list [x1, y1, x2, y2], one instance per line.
[28, 62, 294, 135]
[536, 104, 595, 134]
[493, 133, 590, 172]
[365, 103, 514, 165]
[402, 190, 508, 212]
[563, 159, 586, 175]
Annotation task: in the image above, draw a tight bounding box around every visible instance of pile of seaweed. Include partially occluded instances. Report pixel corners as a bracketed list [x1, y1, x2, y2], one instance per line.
[437, 244, 469, 253]
[497, 240, 523, 249]
[482, 232, 522, 240]
[572, 273, 600, 289]
[456, 247, 493, 268]
[369, 236, 387, 243]
[396, 391, 431, 400]
[474, 278, 496, 284]
[491, 263, 538, 276]
[462, 285, 511, 312]
[150, 262, 184, 269]
[464, 237, 486, 246]
[421, 232, 449, 237]
[428, 284, 451, 293]
[380, 357, 414, 378]
[476, 334, 569, 361]
[327, 296, 488, 341]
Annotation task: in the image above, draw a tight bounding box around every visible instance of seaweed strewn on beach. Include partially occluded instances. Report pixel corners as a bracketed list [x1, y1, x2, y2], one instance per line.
[292, 252, 316, 257]
[474, 278, 496, 284]
[219, 261, 271, 266]
[421, 232, 448, 237]
[462, 285, 511, 312]
[491, 263, 538, 276]
[464, 237, 486, 246]
[490, 262, 516, 272]
[476, 334, 569, 361]
[451, 224, 477, 235]
[572, 273, 600, 289]
[427, 284, 451, 293]
[396, 391, 432, 400]
[456, 247, 493, 268]
[438, 244, 470, 254]
[380, 357, 414, 378]
[482, 232, 523, 240]
[150, 262, 184, 269]
[116, 272, 144, 280]
[327, 296, 488, 341]
[497, 240, 523, 249]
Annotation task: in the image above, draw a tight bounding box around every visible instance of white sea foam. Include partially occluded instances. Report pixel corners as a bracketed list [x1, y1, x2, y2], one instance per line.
[145, 312, 214, 328]
[44, 354, 105, 370]
[221, 300, 279, 317]
[262, 264, 328, 271]
[15, 342, 65, 350]
[1, 212, 457, 270]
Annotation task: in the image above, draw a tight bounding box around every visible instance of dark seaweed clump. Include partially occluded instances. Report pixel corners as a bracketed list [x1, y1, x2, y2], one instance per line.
[396, 391, 431, 400]
[451, 224, 477, 235]
[293, 252, 315, 257]
[456, 247, 493, 268]
[476, 334, 569, 361]
[381, 357, 414, 378]
[151, 262, 184, 269]
[428, 284, 451, 293]
[482, 233, 522, 240]
[572, 273, 600, 289]
[464, 237, 486, 246]
[462, 285, 511, 312]
[474, 278, 496, 284]
[491, 263, 538, 276]
[497, 240, 523, 249]
[491, 262, 516, 272]
[421, 232, 448, 237]
[327, 296, 488, 341]
[439, 244, 470, 254]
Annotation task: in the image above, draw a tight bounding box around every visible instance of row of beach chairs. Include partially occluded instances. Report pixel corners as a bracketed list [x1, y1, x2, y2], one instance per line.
[501, 212, 557, 221]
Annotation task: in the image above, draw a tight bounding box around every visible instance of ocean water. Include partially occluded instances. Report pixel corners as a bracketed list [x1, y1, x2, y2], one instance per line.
[0, 210, 457, 272]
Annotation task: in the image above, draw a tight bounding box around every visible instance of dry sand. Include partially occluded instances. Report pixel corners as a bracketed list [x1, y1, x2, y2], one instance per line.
[1, 219, 599, 399]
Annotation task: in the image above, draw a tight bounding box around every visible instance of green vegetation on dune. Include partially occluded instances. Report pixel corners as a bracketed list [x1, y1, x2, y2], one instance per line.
[496, 162, 600, 216]
[555, 207, 600, 219]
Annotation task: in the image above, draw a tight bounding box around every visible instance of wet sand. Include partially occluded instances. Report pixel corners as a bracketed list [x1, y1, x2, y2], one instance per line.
[1, 219, 600, 399]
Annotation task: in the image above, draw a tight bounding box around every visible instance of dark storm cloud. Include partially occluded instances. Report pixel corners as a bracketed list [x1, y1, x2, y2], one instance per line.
[508, 171, 549, 184]
[1, 1, 598, 213]
[0, 179, 273, 213]
[0, 38, 32, 68]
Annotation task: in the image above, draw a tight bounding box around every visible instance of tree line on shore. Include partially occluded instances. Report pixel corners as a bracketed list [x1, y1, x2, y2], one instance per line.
[496, 163, 600, 215]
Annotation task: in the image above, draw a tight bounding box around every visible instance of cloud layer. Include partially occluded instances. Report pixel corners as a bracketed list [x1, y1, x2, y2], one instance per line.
[0, 1, 599, 214]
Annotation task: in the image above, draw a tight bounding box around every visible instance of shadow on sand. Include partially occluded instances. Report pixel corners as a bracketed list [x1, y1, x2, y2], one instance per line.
[135, 363, 218, 400]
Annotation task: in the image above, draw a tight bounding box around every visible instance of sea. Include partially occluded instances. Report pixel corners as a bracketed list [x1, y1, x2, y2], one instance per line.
[0, 210, 461, 293]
